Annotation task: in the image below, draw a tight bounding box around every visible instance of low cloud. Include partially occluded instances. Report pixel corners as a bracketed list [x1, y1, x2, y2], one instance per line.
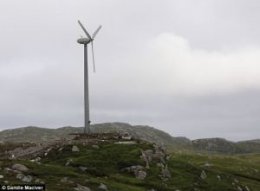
[113, 33, 260, 97]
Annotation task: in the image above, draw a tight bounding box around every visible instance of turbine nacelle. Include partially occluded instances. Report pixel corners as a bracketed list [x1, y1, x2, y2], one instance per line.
[77, 20, 102, 73]
[77, 37, 91, 45]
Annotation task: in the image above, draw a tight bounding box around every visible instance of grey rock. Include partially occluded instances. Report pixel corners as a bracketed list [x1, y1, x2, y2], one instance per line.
[0, 175, 4, 179]
[135, 170, 147, 180]
[72, 145, 80, 152]
[79, 166, 88, 172]
[60, 177, 69, 183]
[34, 178, 41, 183]
[157, 163, 164, 168]
[12, 164, 29, 172]
[237, 186, 243, 191]
[92, 145, 99, 149]
[98, 183, 108, 190]
[74, 184, 91, 191]
[22, 175, 33, 183]
[200, 170, 207, 179]
[161, 165, 171, 179]
[123, 165, 144, 173]
[141, 149, 153, 168]
[65, 159, 73, 166]
[203, 162, 213, 167]
[16, 173, 24, 180]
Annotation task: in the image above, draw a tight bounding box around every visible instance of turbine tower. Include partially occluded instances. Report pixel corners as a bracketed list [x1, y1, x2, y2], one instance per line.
[77, 20, 102, 134]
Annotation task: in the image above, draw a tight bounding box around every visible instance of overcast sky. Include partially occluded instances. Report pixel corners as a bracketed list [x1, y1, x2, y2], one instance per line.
[0, 0, 260, 141]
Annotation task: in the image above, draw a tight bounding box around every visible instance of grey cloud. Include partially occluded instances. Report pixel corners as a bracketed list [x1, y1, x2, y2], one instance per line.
[0, 0, 260, 141]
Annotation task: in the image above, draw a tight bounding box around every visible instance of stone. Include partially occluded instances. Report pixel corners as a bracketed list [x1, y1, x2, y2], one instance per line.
[141, 149, 153, 168]
[203, 162, 213, 167]
[0, 175, 4, 179]
[16, 173, 24, 180]
[79, 166, 88, 172]
[98, 183, 108, 190]
[92, 145, 99, 149]
[65, 159, 73, 166]
[60, 177, 69, 183]
[34, 179, 41, 183]
[74, 184, 91, 191]
[30, 157, 41, 163]
[22, 175, 33, 183]
[72, 145, 80, 152]
[161, 165, 171, 179]
[157, 163, 164, 168]
[123, 165, 144, 173]
[217, 175, 221, 181]
[12, 164, 29, 172]
[135, 170, 147, 180]
[200, 170, 207, 179]
[237, 186, 243, 191]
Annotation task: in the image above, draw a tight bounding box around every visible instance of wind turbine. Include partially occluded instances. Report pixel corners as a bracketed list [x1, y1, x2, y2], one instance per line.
[77, 20, 102, 134]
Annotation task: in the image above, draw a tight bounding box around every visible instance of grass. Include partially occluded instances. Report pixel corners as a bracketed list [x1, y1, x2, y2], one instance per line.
[0, 142, 259, 191]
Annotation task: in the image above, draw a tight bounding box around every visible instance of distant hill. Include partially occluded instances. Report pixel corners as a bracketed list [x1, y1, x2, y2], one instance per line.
[0, 123, 259, 154]
[0, 123, 191, 147]
[192, 138, 243, 153]
[237, 139, 260, 153]
[192, 138, 260, 154]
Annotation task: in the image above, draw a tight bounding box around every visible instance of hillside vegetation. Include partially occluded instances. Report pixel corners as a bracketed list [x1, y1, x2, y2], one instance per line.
[0, 139, 259, 191]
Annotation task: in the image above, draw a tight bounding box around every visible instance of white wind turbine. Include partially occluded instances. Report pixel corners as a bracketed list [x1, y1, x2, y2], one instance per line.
[77, 20, 102, 134]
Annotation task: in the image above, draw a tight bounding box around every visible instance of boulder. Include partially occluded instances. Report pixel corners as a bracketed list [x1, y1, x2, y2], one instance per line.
[135, 170, 147, 180]
[72, 145, 80, 152]
[79, 166, 88, 172]
[74, 184, 91, 191]
[200, 170, 207, 179]
[161, 165, 171, 179]
[22, 175, 33, 183]
[92, 145, 99, 149]
[12, 164, 29, 172]
[98, 183, 108, 191]
[65, 159, 73, 166]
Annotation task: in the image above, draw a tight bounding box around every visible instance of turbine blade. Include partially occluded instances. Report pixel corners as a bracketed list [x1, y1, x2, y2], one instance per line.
[78, 20, 92, 40]
[92, 25, 102, 39]
[91, 41, 96, 73]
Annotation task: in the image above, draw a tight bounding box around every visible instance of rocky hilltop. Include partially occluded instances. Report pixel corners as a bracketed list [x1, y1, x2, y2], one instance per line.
[0, 123, 259, 190]
[0, 123, 259, 154]
[0, 134, 259, 191]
